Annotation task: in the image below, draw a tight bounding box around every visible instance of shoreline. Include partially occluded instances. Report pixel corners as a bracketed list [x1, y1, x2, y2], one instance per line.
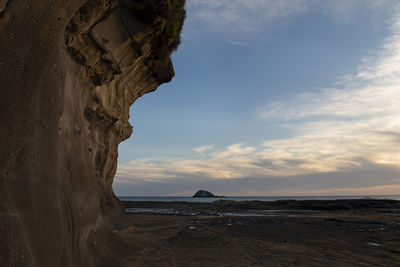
[121, 198, 400, 216]
[115, 199, 400, 266]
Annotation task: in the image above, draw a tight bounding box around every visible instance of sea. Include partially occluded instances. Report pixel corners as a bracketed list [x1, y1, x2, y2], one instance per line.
[118, 195, 400, 203]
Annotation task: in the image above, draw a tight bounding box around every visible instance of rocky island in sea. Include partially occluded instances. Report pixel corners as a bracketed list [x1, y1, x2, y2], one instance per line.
[193, 190, 226, 198]
[193, 190, 215, 197]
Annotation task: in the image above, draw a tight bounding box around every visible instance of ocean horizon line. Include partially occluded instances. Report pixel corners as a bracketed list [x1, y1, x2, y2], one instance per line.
[118, 194, 400, 198]
[118, 195, 400, 202]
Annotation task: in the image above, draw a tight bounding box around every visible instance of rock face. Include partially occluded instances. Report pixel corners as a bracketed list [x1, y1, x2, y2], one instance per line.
[193, 190, 216, 198]
[0, 1, 185, 266]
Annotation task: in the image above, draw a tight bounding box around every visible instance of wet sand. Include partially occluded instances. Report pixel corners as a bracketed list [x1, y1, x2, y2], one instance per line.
[114, 200, 400, 266]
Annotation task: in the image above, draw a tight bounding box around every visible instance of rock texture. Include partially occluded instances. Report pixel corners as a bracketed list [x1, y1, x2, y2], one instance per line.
[193, 190, 216, 198]
[0, 0, 185, 266]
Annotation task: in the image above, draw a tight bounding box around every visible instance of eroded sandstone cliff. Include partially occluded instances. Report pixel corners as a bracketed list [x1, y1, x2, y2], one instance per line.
[0, 0, 185, 266]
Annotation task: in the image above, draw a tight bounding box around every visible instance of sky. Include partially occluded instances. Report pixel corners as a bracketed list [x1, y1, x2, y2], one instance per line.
[113, 0, 400, 196]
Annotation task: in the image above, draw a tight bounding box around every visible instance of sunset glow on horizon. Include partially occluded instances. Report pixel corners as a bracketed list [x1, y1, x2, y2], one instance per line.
[114, 0, 400, 196]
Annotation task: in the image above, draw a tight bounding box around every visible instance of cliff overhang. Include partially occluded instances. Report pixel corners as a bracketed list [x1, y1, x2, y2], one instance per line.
[0, 0, 185, 266]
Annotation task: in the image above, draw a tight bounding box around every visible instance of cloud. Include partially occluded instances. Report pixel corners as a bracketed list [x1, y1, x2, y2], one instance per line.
[114, 162, 400, 196]
[255, 10, 400, 172]
[186, 0, 308, 33]
[193, 144, 214, 154]
[257, 5, 400, 121]
[114, 4, 400, 196]
[117, 143, 260, 181]
[185, 0, 398, 36]
[211, 143, 256, 159]
[319, 0, 399, 23]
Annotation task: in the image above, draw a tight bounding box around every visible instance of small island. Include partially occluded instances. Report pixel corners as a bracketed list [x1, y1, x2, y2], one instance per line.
[193, 190, 225, 198]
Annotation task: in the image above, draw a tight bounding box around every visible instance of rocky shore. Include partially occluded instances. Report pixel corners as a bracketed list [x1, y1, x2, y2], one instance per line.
[122, 198, 400, 216]
[117, 199, 400, 266]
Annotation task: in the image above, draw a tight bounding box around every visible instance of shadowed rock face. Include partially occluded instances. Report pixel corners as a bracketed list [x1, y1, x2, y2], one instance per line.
[0, 0, 185, 266]
[193, 190, 216, 198]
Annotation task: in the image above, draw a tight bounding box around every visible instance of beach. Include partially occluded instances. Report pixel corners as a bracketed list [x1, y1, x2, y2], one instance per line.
[109, 199, 400, 266]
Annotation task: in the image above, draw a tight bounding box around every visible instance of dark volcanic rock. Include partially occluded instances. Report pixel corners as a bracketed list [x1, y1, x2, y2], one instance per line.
[193, 190, 216, 198]
[0, 1, 185, 266]
[122, 199, 400, 215]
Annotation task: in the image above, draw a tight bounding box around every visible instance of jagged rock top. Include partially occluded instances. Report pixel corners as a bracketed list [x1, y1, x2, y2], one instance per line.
[193, 190, 216, 198]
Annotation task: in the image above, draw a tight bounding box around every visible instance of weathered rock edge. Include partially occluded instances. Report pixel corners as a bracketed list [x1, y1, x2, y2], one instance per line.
[0, 0, 185, 266]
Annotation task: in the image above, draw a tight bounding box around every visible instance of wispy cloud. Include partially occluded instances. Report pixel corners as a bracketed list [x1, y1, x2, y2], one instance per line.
[185, 0, 398, 36]
[319, 0, 399, 24]
[193, 144, 214, 155]
[114, 5, 400, 196]
[211, 143, 256, 159]
[117, 143, 260, 181]
[187, 0, 308, 33]
[255, 10, 400, 172]
[114, 163, 400, 196]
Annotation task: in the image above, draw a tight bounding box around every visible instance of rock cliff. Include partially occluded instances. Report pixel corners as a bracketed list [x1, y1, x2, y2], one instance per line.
[0, 0, 185, 266]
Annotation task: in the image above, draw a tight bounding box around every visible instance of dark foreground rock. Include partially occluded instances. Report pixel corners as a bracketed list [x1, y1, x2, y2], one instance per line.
[0, 1, 185, 266]
[117, 199, 400, 265]
[122, 199, 400, 215]
[116, 210, 400, 266]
